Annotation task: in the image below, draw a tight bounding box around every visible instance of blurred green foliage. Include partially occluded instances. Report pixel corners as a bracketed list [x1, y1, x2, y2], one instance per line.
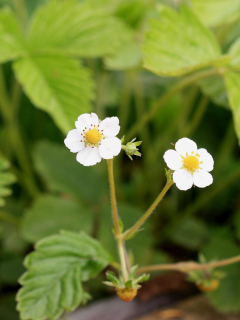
[0, 0, 240, 318]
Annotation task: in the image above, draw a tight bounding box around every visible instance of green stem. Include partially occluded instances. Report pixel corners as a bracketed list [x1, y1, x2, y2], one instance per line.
[148, 86, 199, 172]
[214, 121, 237, 174]
[122, 179, 174, 240]
[0, 66, 39, 197]
[137, 254, 240, 274]
[118, 72, 133, 135]
[183, 95, 209, 136]
[125, 68, 218, 140]
[0, 209, 20, 226]
[107, 159, 128, 282]
[95, 71, 109, 120]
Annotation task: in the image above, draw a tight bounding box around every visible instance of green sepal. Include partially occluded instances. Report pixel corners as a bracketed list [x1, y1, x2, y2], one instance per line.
[125, 280, 133, 288]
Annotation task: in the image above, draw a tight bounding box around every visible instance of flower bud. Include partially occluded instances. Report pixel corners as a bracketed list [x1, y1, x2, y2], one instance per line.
[121, 138, 142, 160]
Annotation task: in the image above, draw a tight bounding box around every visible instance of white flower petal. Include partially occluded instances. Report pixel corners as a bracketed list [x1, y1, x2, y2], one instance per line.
[99, 137, 121, 159]
[99, 117, 120, 138]
[64, 129, 85, 153]
[175, 137, 197, 157]
[76, 146, 101, 166]
[163, 149, 183, 170]
[193, 170, 213, 188]
[197, 148, 214, 172]
[173, 169, 193, 191]
[75, 113, 99, 131]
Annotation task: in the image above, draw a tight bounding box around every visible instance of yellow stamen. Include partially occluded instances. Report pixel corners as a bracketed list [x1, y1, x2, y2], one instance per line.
[183, 155, 200, 172]
[85, 129, 102, 144]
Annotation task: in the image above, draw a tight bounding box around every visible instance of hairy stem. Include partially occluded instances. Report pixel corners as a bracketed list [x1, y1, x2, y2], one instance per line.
[137, 255, 240, 274]
[107, 159, 128, 282]
[122, 179, 174, 240]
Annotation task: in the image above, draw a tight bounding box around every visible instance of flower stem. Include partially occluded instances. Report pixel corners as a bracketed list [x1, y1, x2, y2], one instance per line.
[136, 255, 240, 274]
[107, 159, 128, 283]
[122, 179, 174, 240]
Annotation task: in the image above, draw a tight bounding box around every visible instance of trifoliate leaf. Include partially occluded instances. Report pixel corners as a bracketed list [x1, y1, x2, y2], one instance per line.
[191, 0, 240, 27]
[13, 55, 94, 134]
[17, 230, 112, 320]
[0, 7, 26, 63]
[27, 0, 133, 57]
[20, 195, 94, 243]
[143, 5, 222, 77]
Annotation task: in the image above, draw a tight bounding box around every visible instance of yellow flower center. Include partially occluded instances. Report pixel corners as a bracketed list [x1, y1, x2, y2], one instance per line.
[85, 129, 102, 144]
[183, 155, 200, 172]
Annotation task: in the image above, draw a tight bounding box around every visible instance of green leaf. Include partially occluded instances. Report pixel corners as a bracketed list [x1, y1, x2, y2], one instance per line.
[142, 5, 222, 77]
[170, 218, 209, 250]
[17, 230, 112, 320]
[198, 75, 229, 108]
[33, 141, 108, 204]
[0, 7, 26, 63]
[105, 42, 142, 70]
[0, 155, 16, 207]
[27, 0, 133, 57]
[114, 0, 152, 29]
[224, 72, 240, 143]
[191, 0, 240, 27]
[228, 37, 240, 67]
[20, 195, 94, 243]
[202, 228, 240, 313]
[13, 55, 94, 133]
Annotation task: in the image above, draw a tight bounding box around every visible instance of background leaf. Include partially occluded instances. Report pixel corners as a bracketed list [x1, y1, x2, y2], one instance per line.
[13, 55, 94, 133]
[27, 0, 133, 57]
[0, 8, 25, 63]
[17, 230, 112, 320]
[202, 228, 240, 312]
[142, 5, 222, 76]
[198, 75, 229, 108]
[33, 141, 108, 205]
[170, 218, 209, 250]
[191, 0, 240, 27]
[224, 72, 240, 143]
[105, 42, 142, 70]
[20, 195, 94, 243]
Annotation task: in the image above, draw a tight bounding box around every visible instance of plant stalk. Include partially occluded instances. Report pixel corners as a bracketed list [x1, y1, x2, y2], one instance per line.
[122, 179, 174, 240]
[136, 255, 240, 274]
[107, 159, 128, 283]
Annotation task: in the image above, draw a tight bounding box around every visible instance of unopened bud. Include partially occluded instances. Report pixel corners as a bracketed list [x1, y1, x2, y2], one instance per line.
[122, 138, 142, 160]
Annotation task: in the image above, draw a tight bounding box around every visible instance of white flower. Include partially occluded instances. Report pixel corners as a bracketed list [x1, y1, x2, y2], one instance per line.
[64, 113, 121, 166]
[163, 137, 214, 191]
